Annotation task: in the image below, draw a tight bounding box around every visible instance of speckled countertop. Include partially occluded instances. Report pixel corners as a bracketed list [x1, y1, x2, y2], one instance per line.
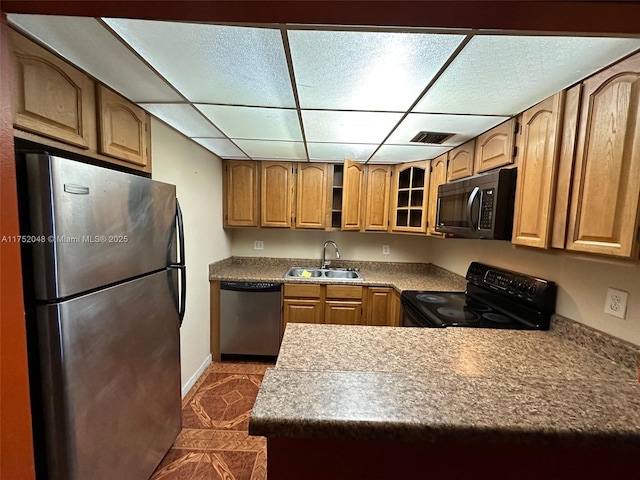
[249, 323, 640, 445]
[209, 256, 467, 292]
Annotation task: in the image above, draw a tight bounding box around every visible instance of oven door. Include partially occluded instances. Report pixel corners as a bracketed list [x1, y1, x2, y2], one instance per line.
[401, 298, 443, 328]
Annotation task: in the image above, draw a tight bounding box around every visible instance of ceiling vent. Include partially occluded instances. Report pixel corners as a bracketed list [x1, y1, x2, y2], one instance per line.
[410, 131, 454, 144]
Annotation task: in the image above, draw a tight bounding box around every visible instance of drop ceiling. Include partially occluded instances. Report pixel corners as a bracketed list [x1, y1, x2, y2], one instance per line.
[8, 14, 640, 164]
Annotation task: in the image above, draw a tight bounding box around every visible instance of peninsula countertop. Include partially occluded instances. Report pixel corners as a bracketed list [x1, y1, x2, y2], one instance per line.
[249, 323, 640, 445]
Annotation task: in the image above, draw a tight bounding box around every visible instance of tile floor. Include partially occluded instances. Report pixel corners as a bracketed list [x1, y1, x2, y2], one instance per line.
[151, 361, 272, 480]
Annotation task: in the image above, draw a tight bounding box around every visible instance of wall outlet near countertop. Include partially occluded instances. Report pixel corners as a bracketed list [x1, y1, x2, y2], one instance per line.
[604, 287, 628, 319]
[254, 240, 264, 251]
[382, 245, 390, 255]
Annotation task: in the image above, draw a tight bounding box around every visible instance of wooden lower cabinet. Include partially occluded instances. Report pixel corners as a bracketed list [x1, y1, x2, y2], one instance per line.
[325, 285, 363, 325]
[365, 287, 399, 327]
[325, 301, 362, 325]
[283, 299, 323, 326]
[283, 284, 323, 330]
[283, 284, 405, 328]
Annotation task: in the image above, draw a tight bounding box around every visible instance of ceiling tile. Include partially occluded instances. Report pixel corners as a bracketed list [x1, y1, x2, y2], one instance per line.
[8, 14, 181, 102]
[414, 35, 640, 115]
[103, 19, 295, 107]
[141, 104, 224, 137]
[193, 138, 248, 159]
[302, 110, 403, 143]
[196, 105, 302, 141]
[307, 143, 378, 162]
[288, 30, 466, 111]
[386, 113, 508, 145]
[233, 140, 307, 160]
[369, 145, 450, 163]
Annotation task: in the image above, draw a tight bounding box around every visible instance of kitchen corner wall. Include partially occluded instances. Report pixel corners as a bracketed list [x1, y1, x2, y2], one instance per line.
[428, 238, 640, 346]
[151, 119, 231, 391]
[230, 229, 431, 264]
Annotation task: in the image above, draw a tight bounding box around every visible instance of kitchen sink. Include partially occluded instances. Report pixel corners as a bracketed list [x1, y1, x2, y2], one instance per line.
[284, 267, 363, 281]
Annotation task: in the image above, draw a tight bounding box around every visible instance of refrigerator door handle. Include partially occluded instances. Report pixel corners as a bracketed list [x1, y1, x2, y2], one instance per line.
[168, 199, 187, 326]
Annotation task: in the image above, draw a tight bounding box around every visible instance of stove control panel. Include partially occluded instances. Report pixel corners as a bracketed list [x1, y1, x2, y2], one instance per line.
[466, 262, 556, 313]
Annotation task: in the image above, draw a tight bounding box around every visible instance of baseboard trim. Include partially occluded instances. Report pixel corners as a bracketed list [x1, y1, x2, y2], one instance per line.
[181, 354, 212, 398]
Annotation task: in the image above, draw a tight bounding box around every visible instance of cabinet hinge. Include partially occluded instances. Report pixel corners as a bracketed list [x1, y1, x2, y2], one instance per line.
[514, 121, 520, 134]
[292, 167, 294, 174]
[513, 146, 518, 158]
[225, 165, 228, 172]
[430, 166, 433, 173]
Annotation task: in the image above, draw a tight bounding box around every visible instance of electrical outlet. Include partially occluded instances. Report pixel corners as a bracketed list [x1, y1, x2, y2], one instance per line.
[604, 288, 628, 319]
[382, 245, 390, 255]
[253, 240, 264, 251]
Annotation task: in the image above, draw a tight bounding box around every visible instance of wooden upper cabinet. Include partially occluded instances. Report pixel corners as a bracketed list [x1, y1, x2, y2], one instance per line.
[551, 85, 581, 249]
[261, 161, 294, 228]
[566, 53, 640, 258]
[97, 85, 149, 167]
[447, 140, 475, 181]
[362, 164, 391, 232]
[10, 29, 94, 149]
[223, 160, 258, 227]
[296, 163, 328, 229]
[512, 92, 564, 249]
[390, 160, 430, 233]
[341, 160, 364, 231]
[427, 154, 448, 237]
[474, 118, 517, 173]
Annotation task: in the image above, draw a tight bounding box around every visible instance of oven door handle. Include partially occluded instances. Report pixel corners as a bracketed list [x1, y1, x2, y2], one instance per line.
[467, 186, 480, 231]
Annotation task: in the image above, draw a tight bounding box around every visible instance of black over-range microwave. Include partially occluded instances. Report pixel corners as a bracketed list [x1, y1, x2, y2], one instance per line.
[435, 168, 517, 240]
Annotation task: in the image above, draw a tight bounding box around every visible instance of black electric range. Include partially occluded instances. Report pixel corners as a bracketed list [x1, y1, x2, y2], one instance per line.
[401, 262, 556, 330]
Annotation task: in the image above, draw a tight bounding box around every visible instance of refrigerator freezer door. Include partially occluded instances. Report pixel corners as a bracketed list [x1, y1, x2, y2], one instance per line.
[37, 270, 181, 480]
[25, 154, 177, 301]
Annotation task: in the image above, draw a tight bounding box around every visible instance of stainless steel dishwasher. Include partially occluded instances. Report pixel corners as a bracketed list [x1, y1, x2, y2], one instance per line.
[220, 281, 282, 356]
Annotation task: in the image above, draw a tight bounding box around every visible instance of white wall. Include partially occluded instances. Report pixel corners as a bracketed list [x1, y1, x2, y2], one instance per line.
[231, 229, 431, 263]
[150, 118, 231, 390]
[428, 238, 640, 346]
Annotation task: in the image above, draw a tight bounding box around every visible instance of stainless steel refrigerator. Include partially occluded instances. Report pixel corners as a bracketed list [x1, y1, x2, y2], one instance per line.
[19, 153, 186, 480]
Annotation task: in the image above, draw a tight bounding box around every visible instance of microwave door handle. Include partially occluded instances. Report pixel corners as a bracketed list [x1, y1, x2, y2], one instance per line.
[467, 186, 480, 230]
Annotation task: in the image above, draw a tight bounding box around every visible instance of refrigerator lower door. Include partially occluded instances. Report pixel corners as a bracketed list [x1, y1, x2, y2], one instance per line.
[24, 153, 177, 300]
[37, 270, 181, 480]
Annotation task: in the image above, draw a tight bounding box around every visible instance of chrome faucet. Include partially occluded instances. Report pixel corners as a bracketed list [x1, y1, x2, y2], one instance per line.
[321, 241, 340, 269]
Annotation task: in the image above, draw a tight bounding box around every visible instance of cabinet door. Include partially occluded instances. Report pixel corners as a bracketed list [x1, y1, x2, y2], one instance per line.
[512, 92, 564, 248]
[551, 85, 581, 249]
[363, 164, 391, 231]
[283, 299, 323, 327]
[427, 154, 448, 237]
[390, 160, 430, 233]
[224, 160, 258, 227]
[11, 29, 95, 149]
[566, 53, 640, 258]
[342, 160, 364, 231]
[447, 140, 475, 181]
[474, 118, 516, 173]
[296, 163, 328, 229]
[261, 161, 294, 228]
[365, 287, 394, 326]
[390, 290, 401, 327]
[324, 301, 362, 325]
[97, 85, 149, 167]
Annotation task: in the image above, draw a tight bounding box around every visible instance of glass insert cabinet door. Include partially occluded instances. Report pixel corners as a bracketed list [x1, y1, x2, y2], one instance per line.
[391, 160, 430, 233]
